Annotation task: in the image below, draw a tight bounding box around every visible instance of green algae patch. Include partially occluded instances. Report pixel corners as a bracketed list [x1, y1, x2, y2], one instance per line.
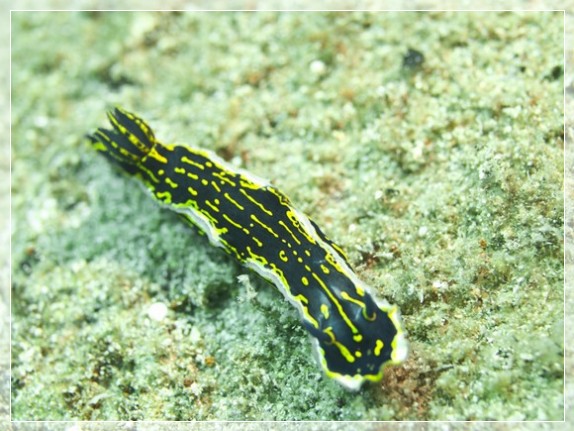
[11, 11, 563, 420]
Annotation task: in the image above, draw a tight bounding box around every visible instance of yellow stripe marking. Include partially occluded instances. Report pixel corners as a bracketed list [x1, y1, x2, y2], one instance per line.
[341, 291, 365, 308]
[181, 155, 205, 170]
[147, 147, 167, 164]
[239, 189, 273, 216]
[224, 192, 245, 210]
[205, 200, 219, 213]
[106, 112, 149, 155]
[341, 292, 376, 321]
[213, 172, 236, 187]
[287, 210, 316, 245]
[250, 214, 279, 238]
[323, 327, 355, 363]
[312, 272, 358, 335]
[295, 295, 320, 329]
[240, 179, 261, 190]
[278, 220, 301, 245]
[223, 213, 242, 229]
[139, 165, 160, 183]
[90, 107, 408, 391]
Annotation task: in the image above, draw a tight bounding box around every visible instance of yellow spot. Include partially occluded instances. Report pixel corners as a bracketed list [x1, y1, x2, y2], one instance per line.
[188, 186, 198, 196]
[279, 250, 288, 262]
[91, 141, 107, 152]
[320, 304, 329, 319]
[128, 134, 140, 146]
[355, 350, 362, 358]
[305, 250, 311, 257]
[374, 339, 384, 357]
[165, 177, 178, 189]
[353, 334, 363, 342]
[211, 181, 221, 193]
[187, 172, 199, 180]
[252, 236, 263, 247]
[297, 257, 303, 263]
[301, 276, 309, 286]
[202, 179, 208, 186]
[159, 169, 166, 175]
[320, 264, 330, 274]
[336, 342, 356, 363]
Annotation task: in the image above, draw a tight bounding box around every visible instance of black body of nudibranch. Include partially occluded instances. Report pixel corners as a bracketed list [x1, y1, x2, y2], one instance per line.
[88, 107, 407, 390]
